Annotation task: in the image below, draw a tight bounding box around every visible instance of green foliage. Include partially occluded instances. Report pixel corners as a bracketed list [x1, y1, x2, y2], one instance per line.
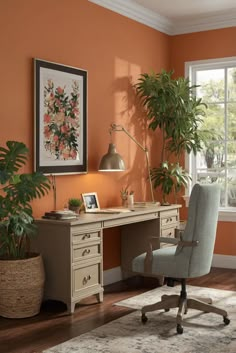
[0, 141, 51, 259]
[136, 69, 209, 160]
[151, 162, 191, 204]
[68, 198, 82, 207]
[196, 76, 236, 167]
[135, 69, 214, 204]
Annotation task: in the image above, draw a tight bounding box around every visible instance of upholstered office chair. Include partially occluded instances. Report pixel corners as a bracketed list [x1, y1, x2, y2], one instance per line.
[132, 183, 230, 334]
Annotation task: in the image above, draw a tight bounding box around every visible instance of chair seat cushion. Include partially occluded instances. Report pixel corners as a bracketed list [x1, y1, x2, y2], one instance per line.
[132, 246, 191, 278]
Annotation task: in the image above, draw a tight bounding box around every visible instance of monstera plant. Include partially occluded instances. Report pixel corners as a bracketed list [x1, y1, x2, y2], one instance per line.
[0, 141, 51, 259]
[0, 141, 51, 318]
[135, 69, 212, 205]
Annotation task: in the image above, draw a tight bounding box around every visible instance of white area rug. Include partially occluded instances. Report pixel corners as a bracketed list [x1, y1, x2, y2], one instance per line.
[43, 285, 236, 353]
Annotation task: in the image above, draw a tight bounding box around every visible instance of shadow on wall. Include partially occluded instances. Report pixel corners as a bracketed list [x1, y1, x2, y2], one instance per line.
[111, 76, 160, 202]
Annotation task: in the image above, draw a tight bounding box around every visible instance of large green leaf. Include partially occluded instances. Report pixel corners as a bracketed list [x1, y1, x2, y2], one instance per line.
[0, 141, 51, 259]
[0, 141, 28, 184]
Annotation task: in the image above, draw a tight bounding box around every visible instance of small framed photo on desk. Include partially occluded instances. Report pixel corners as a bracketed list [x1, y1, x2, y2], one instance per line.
[81, 192, 132, 214]
[81, 192, 100, 212]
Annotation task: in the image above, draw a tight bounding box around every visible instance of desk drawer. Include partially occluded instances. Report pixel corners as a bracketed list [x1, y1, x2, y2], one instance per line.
[161, 215, 178, 227]
[161, 227, 175, 238]
[160, 209, 179, 218]
[103, 213, 157, 228]
[72, 231, 100, 244]
[72, 261, 101, 294]
[72, 243, 101, 262]
[71, 223, 102, 235]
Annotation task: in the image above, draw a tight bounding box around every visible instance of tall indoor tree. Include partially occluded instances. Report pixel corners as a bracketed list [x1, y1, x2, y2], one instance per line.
[135, 69, 213, 204]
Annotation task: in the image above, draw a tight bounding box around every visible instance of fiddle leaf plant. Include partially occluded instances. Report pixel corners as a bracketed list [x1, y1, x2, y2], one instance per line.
[0, 141, 51, 259]
[136, 69, 213, 204]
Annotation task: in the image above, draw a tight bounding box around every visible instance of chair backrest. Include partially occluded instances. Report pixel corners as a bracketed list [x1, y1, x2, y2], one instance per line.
[176, 183, 220, 278]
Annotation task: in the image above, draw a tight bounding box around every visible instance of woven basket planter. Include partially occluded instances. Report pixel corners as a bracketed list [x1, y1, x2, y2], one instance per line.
[0, 253, 45, 318]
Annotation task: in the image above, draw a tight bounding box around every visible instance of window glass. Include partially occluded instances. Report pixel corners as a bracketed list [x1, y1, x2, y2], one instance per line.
[186, 58, 236, 212]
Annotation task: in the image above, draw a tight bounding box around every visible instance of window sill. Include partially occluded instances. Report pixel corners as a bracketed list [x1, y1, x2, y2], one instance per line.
[218, 210, 236, 222]
[182, 195, 236, 222]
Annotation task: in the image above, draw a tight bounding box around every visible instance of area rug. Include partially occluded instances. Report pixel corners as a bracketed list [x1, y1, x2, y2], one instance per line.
[43, 285, 236, 353]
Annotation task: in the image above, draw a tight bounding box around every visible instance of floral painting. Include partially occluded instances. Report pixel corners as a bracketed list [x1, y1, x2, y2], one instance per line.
[43, 79, 80, 161]
[34, 59, 87, 174]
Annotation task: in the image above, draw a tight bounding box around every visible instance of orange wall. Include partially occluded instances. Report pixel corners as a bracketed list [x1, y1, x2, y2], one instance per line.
[170, 27, 236, 255]
[1, 1, 235, 268]
[0, 0, 170, 270]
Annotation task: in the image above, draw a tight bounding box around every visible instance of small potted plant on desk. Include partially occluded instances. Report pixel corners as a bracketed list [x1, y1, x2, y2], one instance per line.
[0, 141, 51, 318]
[68, 197, 83, 214]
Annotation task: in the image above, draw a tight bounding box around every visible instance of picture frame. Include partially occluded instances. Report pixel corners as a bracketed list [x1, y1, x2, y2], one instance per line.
[81, 192, 100, 212]
[34, 58, 87, 175]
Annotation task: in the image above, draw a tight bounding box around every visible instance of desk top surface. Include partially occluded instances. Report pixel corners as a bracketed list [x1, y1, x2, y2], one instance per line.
[36, 204, 182, 227]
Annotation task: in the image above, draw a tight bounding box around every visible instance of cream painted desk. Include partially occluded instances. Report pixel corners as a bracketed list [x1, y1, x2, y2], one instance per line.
[33, 204, 181, 313]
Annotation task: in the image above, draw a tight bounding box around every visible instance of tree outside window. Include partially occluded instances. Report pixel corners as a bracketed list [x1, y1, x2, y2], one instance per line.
[187, 59, 236, 209]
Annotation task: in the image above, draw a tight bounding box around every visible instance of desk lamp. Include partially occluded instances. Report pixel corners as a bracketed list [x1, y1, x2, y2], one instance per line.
[98, 123, 155, 203]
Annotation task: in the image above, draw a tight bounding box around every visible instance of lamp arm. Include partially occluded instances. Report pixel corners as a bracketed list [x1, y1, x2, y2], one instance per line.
[110, 123, 155, 202]
[110, 124, 146, 152]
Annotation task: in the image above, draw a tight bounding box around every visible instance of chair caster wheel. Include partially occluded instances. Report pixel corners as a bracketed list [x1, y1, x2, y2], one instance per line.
[177, 324, 183, 334]
[141, 313, 148, 324]
[223, 316, 230, 325]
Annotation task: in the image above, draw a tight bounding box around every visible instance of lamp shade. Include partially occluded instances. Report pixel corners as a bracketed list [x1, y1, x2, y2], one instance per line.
[99, 143, 125, 171]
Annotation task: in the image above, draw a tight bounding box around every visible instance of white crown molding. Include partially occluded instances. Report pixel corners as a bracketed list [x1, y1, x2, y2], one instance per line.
[88, 0, 236, 35]
[88, 0, 173, 35]
[173, 10, 236, 35]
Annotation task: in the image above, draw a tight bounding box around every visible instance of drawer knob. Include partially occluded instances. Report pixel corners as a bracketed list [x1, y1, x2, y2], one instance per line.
[83, 275, 91, 285]
[83, 234, 91, 240]
[82, 248, 91, 256]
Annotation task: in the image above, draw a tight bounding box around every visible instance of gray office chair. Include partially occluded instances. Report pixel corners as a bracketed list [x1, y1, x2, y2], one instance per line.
[132, 183, 230, 334]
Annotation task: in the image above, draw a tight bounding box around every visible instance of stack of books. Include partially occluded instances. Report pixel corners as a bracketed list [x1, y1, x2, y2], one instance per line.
[42, 210, 78, 220]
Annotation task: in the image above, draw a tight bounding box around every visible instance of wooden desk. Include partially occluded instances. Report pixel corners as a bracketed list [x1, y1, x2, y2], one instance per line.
[33, 205, 181, 313]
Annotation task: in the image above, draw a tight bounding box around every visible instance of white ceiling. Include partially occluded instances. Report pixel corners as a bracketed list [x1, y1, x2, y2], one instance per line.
[133, 0, 236, 20]
[89, 0, 236, 35]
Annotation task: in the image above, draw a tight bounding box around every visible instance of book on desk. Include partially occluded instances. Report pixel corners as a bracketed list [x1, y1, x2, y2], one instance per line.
[42, 210, 78, 220]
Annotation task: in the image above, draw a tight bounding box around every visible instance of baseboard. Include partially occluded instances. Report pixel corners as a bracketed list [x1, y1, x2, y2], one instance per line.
[212, 254, 236, 269]
[104, 256, 236, 285]
[103, 266, 122, 286]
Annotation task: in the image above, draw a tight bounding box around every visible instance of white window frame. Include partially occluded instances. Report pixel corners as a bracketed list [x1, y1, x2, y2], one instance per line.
[185, 56, 236, 222]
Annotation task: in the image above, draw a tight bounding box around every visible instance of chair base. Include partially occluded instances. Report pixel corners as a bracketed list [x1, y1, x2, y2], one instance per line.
[141, 280, 230, 334]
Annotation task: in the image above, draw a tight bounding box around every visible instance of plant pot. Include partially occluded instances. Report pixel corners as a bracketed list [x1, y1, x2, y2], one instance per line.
[0, 253, 45, 318]
[69, 205, 80, 214]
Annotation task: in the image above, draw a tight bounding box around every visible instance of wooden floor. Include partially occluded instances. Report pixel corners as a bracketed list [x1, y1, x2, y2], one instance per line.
[1, 267, 236, 353]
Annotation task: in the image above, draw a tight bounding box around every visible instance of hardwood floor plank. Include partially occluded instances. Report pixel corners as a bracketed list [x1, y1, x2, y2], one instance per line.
[0, 268, 235, 353]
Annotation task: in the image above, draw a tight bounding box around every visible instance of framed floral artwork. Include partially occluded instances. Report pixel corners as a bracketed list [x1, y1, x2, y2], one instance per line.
[34, 59, 87, 174]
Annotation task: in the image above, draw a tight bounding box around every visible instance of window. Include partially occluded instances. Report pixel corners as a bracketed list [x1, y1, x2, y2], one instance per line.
[185, 57, 236, 221]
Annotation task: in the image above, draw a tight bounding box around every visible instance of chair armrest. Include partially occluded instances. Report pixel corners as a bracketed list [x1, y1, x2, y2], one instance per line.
[159, 237, 179, 245]
[178, 240, 199, 247]
[144, 236, 159, 272]
[159, 236, 199, 247]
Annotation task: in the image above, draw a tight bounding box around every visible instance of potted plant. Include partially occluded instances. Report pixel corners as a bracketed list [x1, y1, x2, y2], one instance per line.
[135, 69, 212, 205]
[0, 141, 51, 318]
[68, 197, 83, 214]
